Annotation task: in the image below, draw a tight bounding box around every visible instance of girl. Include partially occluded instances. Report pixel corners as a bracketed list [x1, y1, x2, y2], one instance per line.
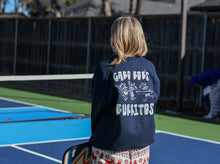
[190, 70, 220, 119]
[90, 16, 160, 164]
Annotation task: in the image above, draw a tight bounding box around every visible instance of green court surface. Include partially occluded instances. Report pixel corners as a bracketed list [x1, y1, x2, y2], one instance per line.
[155, 114, 220, 142]
[1, 87, 220, 142]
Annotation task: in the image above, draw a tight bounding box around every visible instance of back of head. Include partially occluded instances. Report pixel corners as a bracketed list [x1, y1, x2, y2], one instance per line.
[110, 16, 148, 66]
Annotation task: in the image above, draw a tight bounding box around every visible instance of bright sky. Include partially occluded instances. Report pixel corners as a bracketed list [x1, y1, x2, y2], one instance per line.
[2, 0, 29, 16]
[3, 0, 18, 13]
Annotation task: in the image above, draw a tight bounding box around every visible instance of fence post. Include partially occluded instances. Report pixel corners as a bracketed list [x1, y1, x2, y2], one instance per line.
[176, 0, 188, 111]
[47, 18, 52, 75]
[63, 20, 68, 63]
[199, 13, 208, 107]
[13, 18, 19, 75]
[85, 18, 92, 92]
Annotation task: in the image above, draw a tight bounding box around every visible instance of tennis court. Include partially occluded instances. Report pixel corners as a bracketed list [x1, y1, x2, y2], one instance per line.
[0, 96, 220, 164]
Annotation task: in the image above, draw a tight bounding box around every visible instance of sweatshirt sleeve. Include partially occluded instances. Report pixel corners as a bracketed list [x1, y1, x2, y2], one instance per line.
[91, 62, 110, 134]
[152, 64, 160, 101]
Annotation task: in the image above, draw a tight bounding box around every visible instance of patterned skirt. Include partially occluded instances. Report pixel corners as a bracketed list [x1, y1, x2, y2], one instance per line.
[91, 146, 150, 164]
[209, 80, 220, 116]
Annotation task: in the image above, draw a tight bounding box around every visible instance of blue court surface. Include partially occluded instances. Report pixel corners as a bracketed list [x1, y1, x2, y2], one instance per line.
[0, 97, 220, 164]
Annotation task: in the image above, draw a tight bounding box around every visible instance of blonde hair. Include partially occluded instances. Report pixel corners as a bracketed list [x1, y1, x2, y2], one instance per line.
[110, 16, 148, 66]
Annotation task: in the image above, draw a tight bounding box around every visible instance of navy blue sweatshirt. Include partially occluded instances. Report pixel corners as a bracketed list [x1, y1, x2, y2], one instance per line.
[89, 56, 160, 151]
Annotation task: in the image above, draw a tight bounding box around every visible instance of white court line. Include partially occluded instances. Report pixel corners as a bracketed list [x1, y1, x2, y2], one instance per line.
[157, 130, 220, 145]
[0, 106, 37, 110]
[0, 137, 90, 147]
[1, 130, 220, 147]
[11, 145, 62, 163]
[1, 130, 220, 148]
[0, 96, 78, 114]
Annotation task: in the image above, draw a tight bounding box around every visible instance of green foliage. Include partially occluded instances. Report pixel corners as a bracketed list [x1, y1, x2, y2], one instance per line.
[65, 0, 81, 6]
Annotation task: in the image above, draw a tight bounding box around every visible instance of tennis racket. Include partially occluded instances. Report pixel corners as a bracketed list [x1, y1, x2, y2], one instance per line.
[62, 142, 92, 164]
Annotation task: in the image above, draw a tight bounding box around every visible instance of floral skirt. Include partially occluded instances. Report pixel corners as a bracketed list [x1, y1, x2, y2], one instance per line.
[91, 146, 150, 164]
[209, 80, 220, 115]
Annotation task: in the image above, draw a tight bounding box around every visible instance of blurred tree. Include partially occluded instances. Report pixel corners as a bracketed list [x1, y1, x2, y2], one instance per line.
[135, 0, 143, 15]
[0, 0, 2, 12]
[129, 0, 143, 15]
[0, 0, 8, 13]
[25, 0, 61, 17]
[24, 0, 80, 17]
[21, 0, 28, 13]
[101, 0, 111, 16]
[14, 0, 19, 13]
[130, 0, 136, 15]
[65, 0, 80, 6]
